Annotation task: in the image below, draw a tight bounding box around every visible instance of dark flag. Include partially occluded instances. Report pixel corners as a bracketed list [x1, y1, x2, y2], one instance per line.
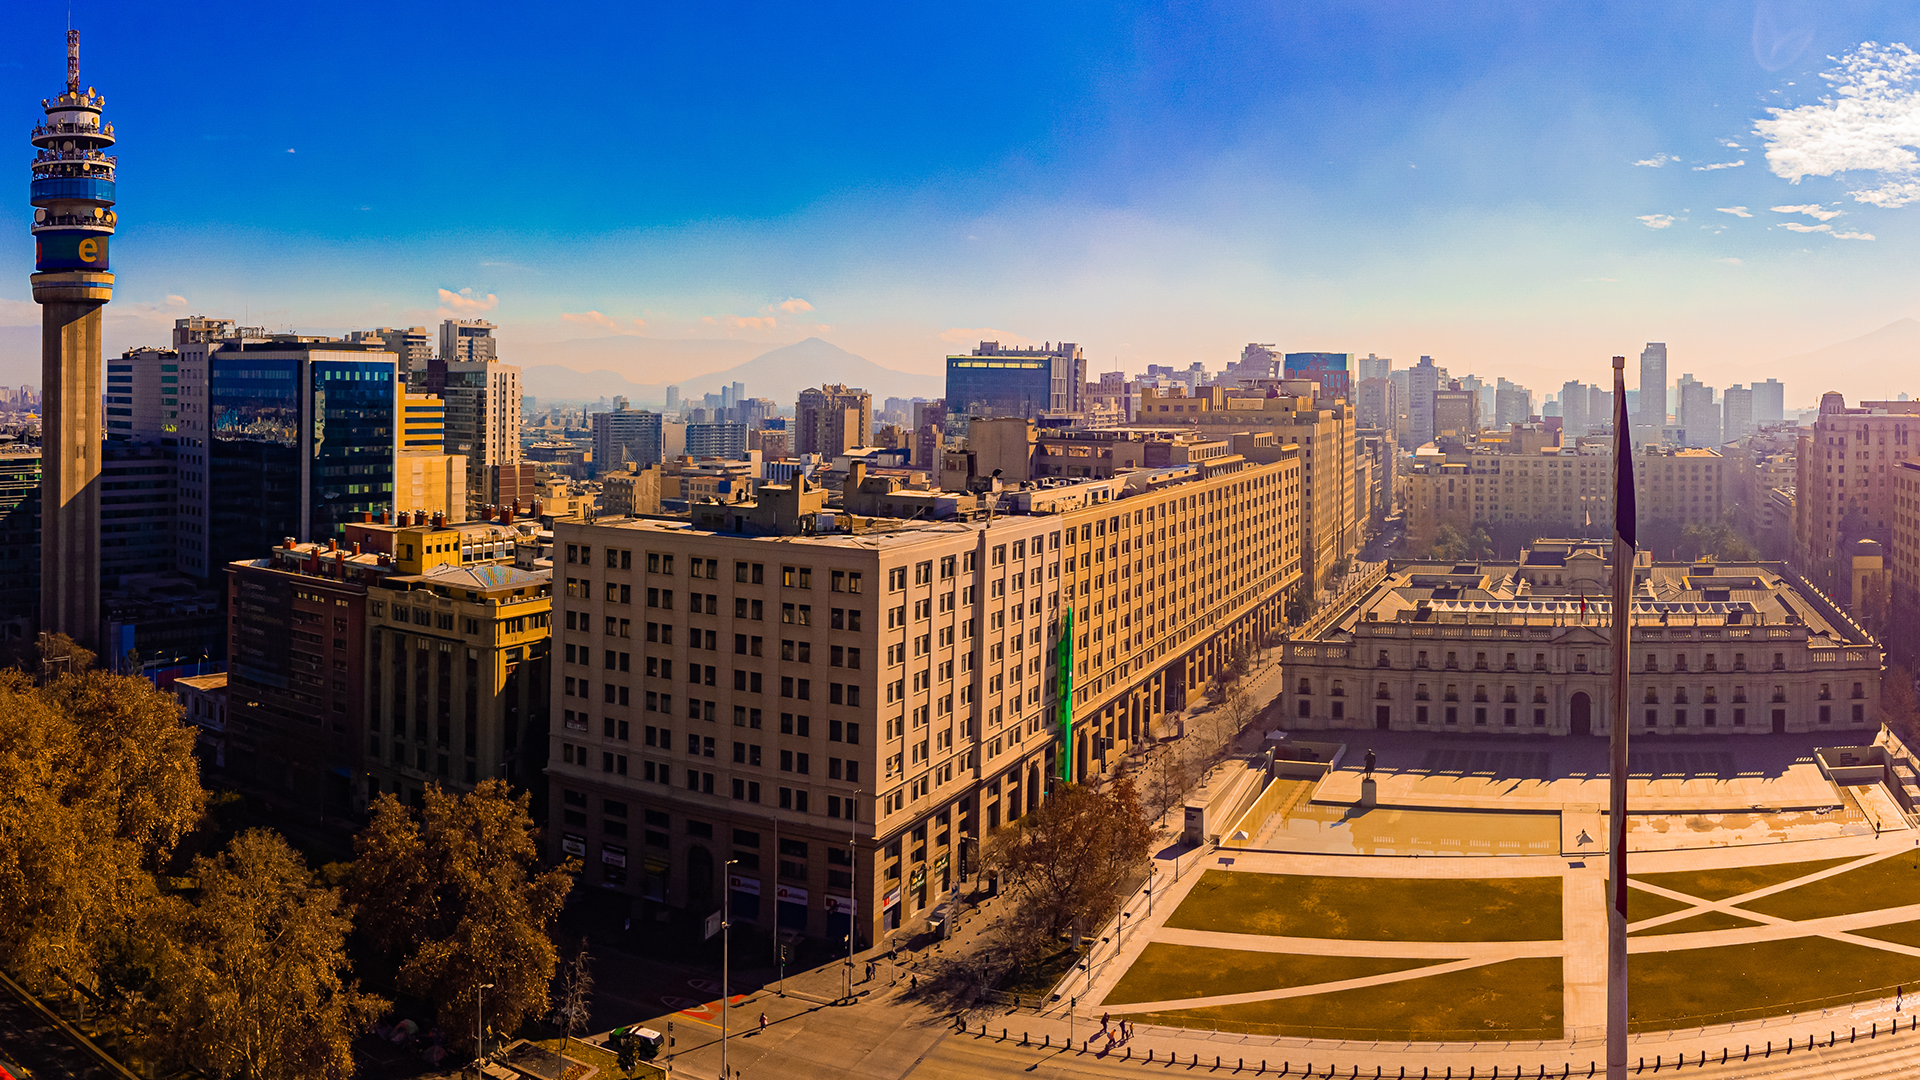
[1606, 355, 1636, 1080]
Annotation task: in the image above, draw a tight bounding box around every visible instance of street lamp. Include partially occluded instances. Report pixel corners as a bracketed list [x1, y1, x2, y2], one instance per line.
[476, 982, 494, 1072]
[722, 858, 736, 1080]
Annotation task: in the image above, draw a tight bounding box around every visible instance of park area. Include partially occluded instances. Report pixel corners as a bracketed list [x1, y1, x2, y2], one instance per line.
[1094, 845, 1920, 1040]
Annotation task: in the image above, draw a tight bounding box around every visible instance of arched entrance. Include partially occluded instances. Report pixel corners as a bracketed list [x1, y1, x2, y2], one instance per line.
[1570, 692, 1593, 737]
[687, 846, 714, 912]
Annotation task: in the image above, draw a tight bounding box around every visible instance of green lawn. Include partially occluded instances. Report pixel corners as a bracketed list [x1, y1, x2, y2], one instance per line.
[1166, 870, 1561, 941]
[530, 1038, 666, 1080]
[1104, 944, 1448, 1005]
[1625, 937, 1920, 1031]
[1848, 919, 1920, 949]
[1132, 957, 1563, 1040]
[1629, 856, 1857, 903]
[1738, 854, 1920, 921]
[1624, 886, 1694, 922]
[1628, 910, 1762, 937]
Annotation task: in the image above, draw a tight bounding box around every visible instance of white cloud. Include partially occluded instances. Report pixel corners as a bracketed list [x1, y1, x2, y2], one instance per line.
[1754, 41, 1920, 206]
[285, 148, 295, 154]
[1833, 229, 1877, 240]
[165, 294, 189, 307]
[939, 327, 1027, 344]
[1718, 257, 1744, 264]
[1692, 160, 1747, 171]
[561, 310, 646, 335]
[1634, 154, 1674, 167]
[1771, 203, 1843, 220]
[778, 298, 814, 313]
[1780, 221, 1831, 232]
[436, 287, 498, 314]
[1716, 206, 1754, 217]
[1723, 141, 1745, 148]
[1637, 214, 1676, 229]
[729, 315, 777, 330]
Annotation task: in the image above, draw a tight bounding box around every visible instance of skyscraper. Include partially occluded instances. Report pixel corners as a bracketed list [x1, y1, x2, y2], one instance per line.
[31, 30, 114, 646]
[1356, 353, 1392, 383]
[444, 359, 523, 514]
[592, 402, 664, 473]
[1283, 352, 1354, 398]
[1722, 384, 1755, 445]
[1754, 378, 1786, 426]
[1559, 381, 1589, 439]
[1494, 378, 1532, 427]
[1408, 356, 1441, 446]
[1677, 375, 1718, 447]
[1637, 342, 1668, 435]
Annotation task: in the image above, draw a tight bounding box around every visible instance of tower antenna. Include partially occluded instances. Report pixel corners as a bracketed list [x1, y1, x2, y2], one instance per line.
[67, 28, 79, 95]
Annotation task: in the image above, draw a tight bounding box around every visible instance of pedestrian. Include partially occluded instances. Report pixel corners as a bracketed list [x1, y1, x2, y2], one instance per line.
[1101, 1012, 1110, 1033]
[758, 1011, 768, 1034]
[911, 974, 918, 990]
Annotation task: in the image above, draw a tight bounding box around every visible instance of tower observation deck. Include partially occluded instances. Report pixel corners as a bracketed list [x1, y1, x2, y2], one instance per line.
[31, 30, 114, 648]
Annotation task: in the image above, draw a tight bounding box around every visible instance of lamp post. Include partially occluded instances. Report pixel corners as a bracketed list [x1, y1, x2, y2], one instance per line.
[722, 858, 736, 1080]
[846, 788, 860, 1001]
[476, 982, 494, 1073]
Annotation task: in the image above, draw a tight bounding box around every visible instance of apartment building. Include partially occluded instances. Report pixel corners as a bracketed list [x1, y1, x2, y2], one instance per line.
[545, 451, 1301, 947]
[1284, 542, 1882, 738]
[1794, 394, 1920, 601]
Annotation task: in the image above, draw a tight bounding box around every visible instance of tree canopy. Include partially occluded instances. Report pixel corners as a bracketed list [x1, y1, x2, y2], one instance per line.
[351, 780, 576, 1053]
[988, 778, 1155, 940]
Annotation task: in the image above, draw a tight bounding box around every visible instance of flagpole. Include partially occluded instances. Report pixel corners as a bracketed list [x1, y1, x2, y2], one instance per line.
[1607, 355, 1635, 1079]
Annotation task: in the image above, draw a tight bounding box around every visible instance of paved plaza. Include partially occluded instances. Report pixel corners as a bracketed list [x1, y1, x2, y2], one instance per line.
[614, 726, 1920, 1078]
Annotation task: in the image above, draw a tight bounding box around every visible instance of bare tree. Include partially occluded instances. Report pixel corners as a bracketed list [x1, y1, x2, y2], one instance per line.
[557, 941, 593, 1059]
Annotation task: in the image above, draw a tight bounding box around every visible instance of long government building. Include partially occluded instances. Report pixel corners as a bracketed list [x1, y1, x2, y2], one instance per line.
[1283, 539, 1882, 738]
[547, 442, 1302, 946]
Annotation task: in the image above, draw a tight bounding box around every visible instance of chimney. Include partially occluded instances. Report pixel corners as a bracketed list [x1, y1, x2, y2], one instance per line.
[328, 538, 338, 553]
[361, 511, 373, 523]
[431, 511, 445, 528]
[531, 497, 544, 518]
[352, 542, 362, 555]
[511, 497, 522, 517]
[846, 460, 868, 502]
[377, 509, 389, 525]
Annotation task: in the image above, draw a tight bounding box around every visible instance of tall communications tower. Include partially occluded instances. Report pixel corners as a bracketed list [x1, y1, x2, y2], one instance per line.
[30, 30, 115, 648]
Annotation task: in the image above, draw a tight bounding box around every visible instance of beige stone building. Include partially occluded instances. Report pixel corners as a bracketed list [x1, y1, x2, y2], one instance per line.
[1284, 541, 1882, 738]
[363, 563, 553, 801]
[545, 446, 1301, 946]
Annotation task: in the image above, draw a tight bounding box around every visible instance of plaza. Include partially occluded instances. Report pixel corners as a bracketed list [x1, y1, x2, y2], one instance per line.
[1085, 726, 1920, 1043]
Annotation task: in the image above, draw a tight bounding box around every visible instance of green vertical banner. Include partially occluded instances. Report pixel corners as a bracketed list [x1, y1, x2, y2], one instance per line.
[1056, 605, 1074, 783]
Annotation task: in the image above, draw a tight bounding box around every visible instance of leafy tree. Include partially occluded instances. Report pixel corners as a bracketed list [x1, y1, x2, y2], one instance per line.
[351, 780, 577, 1054]
[1884, 664, 1920, 748]
[0, 668, 205, 997]
[140, 830, 387, 1080]
[1430, 524, 1468, 561]
[987, 777, 1155, 941]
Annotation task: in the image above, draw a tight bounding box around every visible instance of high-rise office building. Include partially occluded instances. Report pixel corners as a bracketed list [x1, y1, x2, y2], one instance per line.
[1283, 352, 1353, 398]
[0, 446, 41, 635]
[666, 385, 681, 412]
[1795, 394, 1920, 597]
[1678, 376, 1719, 447]
[1432, 380, 1480, 438]
[944, 341, 1085, 418]
[440, 318, 497, 364]
[31, 30, 116, 646]
[444, 359, 522, 513]
[1637, 342, 1669, 435]
[593, 401, 664, 474]
[350, 327, 432, 386]
[191, 343, 400, 572]
[1356, 377, 1398, 435]
[1494, 379, 1532, 427]
[1754, 378, 1786, 426]
[796, 384, 873, 457]
[1408, 356, 1442, 447]
[1559, 381, 1589, 439]
[1723, 384, 1755, 445]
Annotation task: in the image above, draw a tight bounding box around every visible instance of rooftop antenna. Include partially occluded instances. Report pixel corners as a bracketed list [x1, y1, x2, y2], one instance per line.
[66, 27, 80, 95]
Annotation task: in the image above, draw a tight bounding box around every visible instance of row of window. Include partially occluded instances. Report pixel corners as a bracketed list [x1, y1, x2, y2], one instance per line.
[1372, 649, 1791, 673]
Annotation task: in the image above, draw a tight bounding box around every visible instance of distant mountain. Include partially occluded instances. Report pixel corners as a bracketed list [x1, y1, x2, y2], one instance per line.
[1772, 318, 1920, 404]
[522, 337, 940, 407]
[500, 334, 768, 387]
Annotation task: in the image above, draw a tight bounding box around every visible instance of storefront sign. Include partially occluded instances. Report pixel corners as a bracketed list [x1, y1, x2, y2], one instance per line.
[727, 874, 760, 896]
[826, 895, 857, 916]
[883, 886, 901, 909]
[910, 866, 927, 889]
[601, 844, 627, 868]
[562, 834, 586, 857]
[775, 884, 808, 905]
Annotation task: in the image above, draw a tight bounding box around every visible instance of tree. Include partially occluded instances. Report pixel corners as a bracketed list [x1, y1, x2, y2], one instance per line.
[1883, 664, 1920, 748]
[556, 941, 594, 1058]
[987, 777, 1155, 941]
[139, 830, 387, 1080]
[0, 668, 205, 998]
[351, 780, 577, 1054]
[1431, 524, 1468, 561]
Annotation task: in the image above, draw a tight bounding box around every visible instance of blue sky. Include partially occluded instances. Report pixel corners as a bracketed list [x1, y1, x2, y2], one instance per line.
[5, 0, 1920, 402]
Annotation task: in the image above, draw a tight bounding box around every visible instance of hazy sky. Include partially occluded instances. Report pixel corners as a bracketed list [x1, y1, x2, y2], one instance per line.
[5, 1, 1920, 402]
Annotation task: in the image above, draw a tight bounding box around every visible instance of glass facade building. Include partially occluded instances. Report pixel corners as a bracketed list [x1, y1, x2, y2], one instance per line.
[1282, 352, 1353, 398]
[945, 357, 1052, 418]
[209, 350, 395, 570]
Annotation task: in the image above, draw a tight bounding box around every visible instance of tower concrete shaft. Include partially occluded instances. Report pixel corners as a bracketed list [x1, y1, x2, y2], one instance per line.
[30, 30, 116, 649]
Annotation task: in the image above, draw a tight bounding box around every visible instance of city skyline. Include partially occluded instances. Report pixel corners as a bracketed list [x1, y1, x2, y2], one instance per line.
[5, 3, 1920, 402]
